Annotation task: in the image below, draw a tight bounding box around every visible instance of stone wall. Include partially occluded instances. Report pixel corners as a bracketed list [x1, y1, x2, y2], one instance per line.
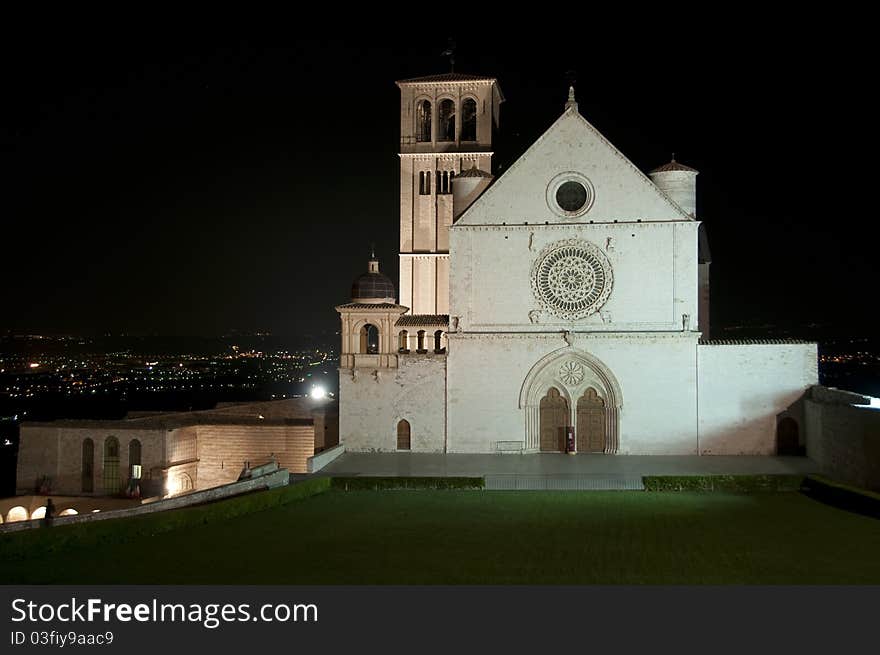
[194, 424, 314, 489]
[0, 468, 289, 535]
[697, 343, 818, 454]
[340, 355, 446, 452]
[450, 222, 699, 334]
[16, 426, 167, 496]
[804, 387, 880, 491]
[447, 333, 699, 454]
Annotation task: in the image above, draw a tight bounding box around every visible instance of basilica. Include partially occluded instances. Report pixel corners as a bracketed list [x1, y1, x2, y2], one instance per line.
[335, 72, 817, 455]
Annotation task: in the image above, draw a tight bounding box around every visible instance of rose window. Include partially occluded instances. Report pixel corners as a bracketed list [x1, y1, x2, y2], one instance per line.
[531, 240, 613, 320]
[559, 361, 584, 386]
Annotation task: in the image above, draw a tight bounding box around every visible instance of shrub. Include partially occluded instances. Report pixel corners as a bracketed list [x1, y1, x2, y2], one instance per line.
[330, 476, 484, 491]
[642, 475, 805, 492]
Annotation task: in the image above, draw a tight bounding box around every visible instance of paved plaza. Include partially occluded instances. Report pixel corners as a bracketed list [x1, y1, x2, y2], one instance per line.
[319, 452, 820, 478]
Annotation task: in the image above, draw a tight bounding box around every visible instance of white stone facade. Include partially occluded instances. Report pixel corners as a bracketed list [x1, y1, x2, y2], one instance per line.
[337, 78, 818, 456]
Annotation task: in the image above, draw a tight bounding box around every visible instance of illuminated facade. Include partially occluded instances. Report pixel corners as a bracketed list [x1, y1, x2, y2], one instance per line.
[339, 73, 818, 455]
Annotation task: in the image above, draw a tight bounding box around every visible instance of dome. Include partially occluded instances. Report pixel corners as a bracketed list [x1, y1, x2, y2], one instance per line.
[351, 256, 396, 303]
[649, 158, 699, 174]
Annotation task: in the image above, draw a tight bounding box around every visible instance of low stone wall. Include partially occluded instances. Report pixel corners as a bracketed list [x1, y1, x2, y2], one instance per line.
[0, 468, 289, 535]
[805, 388, 880, 491]
[307, 444, 345, 473]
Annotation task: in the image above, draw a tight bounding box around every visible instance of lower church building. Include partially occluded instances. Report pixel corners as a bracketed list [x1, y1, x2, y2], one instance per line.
[336, 73, 817, 455]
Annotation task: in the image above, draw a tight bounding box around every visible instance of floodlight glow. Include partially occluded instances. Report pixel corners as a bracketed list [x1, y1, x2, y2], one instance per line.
[311, 385, 326, 399]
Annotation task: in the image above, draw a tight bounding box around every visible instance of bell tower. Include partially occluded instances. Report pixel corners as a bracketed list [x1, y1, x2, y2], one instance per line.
[395, 72, 503, 315]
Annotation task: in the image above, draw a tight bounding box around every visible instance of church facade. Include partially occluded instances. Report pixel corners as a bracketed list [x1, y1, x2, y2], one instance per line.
[336, 72, 817, 456]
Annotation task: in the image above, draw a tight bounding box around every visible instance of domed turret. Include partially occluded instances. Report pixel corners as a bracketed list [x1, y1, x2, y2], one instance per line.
[453, 165, 494, 219]
[649, 157, 699, 217]
[351, 251, 396, 303]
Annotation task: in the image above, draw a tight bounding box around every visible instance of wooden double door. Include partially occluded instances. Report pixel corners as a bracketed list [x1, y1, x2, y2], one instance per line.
[539, 387, 606, 453]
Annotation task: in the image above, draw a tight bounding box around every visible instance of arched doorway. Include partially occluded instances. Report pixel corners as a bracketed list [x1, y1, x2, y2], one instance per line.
[103, 436, 121, 494]
[81, 438, 94, 493]
[397, 419, 411, 451]
[540, 387, 568, 452]
[776, 417, 800, 455]
[577, 388, 607, 453]
[521, 349, 623, 454]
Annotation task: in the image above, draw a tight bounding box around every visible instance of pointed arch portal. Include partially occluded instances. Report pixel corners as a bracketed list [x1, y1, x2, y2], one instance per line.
[520, 348, 622, 454]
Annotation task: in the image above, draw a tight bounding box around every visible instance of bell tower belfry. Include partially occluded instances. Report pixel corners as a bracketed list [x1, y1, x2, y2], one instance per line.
[395, 72, 503, 315]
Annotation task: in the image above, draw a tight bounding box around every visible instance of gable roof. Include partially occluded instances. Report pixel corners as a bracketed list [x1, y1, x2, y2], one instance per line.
[456, 105, 693, 225]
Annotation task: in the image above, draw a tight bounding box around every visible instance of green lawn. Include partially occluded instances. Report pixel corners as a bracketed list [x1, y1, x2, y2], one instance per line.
[4, 489, 880, 584]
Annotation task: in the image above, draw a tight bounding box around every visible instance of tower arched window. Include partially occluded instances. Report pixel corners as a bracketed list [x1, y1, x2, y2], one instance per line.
[416, 100, 432, 142]
[360, 324, 379, 354]
[439, 99, 455, 142]
[461, 98, 477, 141]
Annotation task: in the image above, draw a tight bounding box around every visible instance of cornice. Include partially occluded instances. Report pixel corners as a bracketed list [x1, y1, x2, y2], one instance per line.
[398, 152, 493, 160]
[447, 331, 702, 341]
[452, 220, 694, 231]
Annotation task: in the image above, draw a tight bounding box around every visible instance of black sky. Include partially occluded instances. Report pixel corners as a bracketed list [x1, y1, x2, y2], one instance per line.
[2, 23, 873, 338]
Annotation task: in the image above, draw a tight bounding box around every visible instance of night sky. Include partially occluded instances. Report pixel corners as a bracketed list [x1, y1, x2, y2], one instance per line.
[3, 27, 872, 338]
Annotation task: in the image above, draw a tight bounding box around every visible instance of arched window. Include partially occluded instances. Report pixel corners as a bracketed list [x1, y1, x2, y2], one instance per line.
[129, 439, 142, 467]
[129, 439, 142, 481]
[103, 436, 121, 494]
[397, 419, 411, 450]
[434, 330, 444, 353]
[360, 324, 379, 354]
[82, 438, 94, 493]
[439, 99, 455, 141]
[6, 506, 28, 523]
[416, 99, 432, 142]
[398, 330, 409, 353]
[417, 330, 426, 352]
[461, 98, 477, 141]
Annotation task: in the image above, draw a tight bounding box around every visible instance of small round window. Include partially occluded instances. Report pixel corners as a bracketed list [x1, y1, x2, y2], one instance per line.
[556, 181, 588, 212]
[546, 172, 595, 218]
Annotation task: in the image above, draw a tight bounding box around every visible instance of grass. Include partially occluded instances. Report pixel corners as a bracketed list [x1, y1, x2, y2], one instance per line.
[4, 487, 880, 584]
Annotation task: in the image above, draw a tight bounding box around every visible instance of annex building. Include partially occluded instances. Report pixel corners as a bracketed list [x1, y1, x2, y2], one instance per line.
[336, 72, 818, 455]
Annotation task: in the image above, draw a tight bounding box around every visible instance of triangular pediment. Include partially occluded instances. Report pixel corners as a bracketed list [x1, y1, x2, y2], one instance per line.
[457, 108, 691, 225]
